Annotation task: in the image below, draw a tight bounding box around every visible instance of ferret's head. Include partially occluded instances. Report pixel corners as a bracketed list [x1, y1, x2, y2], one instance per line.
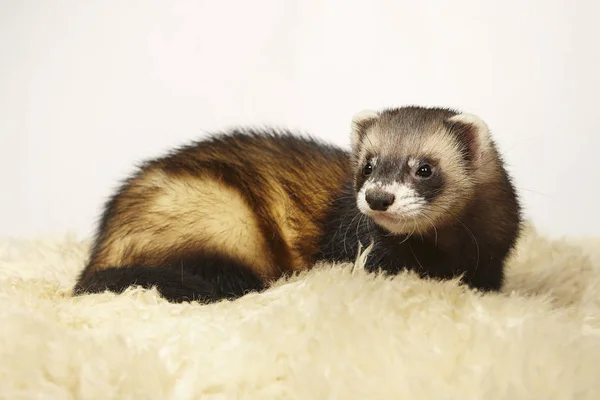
[351, 106, 497, 235]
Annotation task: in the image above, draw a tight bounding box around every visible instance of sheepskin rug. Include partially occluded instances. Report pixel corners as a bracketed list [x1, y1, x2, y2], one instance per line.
[1, 224, 600, 399]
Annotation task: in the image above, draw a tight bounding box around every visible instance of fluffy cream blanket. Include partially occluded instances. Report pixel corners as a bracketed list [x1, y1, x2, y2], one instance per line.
[1, 224, 599, 399]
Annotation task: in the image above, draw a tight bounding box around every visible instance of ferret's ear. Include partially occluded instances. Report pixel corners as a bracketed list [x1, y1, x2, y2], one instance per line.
[446, 113, 493, 165]
[351, 109, 379, 150]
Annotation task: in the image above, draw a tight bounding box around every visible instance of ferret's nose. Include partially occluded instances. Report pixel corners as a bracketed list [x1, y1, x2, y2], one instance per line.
[365, 189, 395, 211]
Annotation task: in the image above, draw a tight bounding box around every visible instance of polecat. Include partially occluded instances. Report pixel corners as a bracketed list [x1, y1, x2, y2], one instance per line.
[73, 106, 522, 303]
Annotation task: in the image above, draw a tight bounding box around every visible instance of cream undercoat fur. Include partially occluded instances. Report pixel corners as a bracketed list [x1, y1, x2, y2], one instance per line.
[1, 223, 600, 399]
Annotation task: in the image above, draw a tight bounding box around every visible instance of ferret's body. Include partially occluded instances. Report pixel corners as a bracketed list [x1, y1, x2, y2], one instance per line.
[74, 132, 349, 301]
[74, 106, 522, 303]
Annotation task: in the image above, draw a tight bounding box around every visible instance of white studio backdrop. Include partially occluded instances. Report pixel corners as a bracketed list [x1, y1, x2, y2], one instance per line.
[1, 0, 599, 239]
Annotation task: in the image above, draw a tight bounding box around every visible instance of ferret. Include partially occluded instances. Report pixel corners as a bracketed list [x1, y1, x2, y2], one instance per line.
[73, 106, 522, 303]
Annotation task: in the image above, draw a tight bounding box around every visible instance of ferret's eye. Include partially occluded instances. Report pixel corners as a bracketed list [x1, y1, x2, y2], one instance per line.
[415, 164, 432, 178]
[363, 162, 373, 176]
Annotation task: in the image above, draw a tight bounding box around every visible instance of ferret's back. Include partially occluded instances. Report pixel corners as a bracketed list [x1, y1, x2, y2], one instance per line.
[80, 130, 351, 284]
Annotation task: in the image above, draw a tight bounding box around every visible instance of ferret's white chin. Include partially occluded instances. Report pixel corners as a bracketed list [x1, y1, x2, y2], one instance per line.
[367, 211, 422, 234]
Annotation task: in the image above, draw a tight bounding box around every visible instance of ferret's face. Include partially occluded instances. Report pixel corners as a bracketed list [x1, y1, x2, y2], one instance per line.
[351, 107, 487, 235]
[355, 153, 446, 234]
